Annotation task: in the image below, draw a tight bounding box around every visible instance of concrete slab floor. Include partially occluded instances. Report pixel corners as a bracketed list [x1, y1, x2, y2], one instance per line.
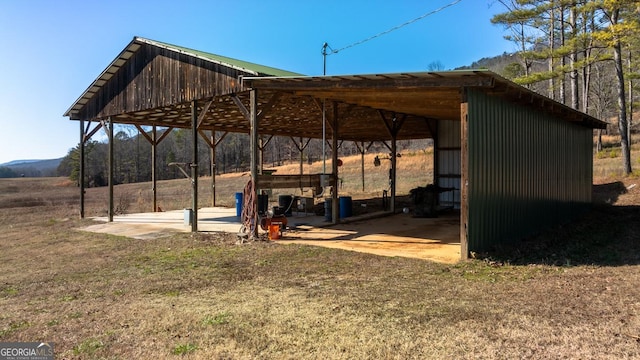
[81, 207, 461, 263]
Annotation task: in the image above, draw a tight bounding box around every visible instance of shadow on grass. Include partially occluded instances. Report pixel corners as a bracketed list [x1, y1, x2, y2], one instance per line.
[592, 181, 627, 204]
[490, 183, 639, 267]
[343, 183, 638, 267]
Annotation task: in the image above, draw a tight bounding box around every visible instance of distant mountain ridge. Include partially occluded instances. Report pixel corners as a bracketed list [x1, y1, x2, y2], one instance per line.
[0, 158, 62, 177]
[0, 158, 62, 168]
[455, 52, 520, 75]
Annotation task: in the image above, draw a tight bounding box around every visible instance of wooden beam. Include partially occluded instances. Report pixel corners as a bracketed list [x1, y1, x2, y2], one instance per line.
[231, 94, 250, 121]
[257, 174, 334, 189]
[197, 98, 214, 128]
[156, 127, 174, 144]
[257, 92, 283, 121]
[378, 110, 394, 138]
[290, 137, 311, 152]
[135, 124, 153, 144]
[198, 129, 214, 148]
[245, 75, 495, 91]
[214, 131, 228, 146]
[84, 123, 102, 143]
[259, 134, 274, 150]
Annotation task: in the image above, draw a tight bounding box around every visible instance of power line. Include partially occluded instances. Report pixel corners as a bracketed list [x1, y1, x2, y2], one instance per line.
[323, 0, 464, 56]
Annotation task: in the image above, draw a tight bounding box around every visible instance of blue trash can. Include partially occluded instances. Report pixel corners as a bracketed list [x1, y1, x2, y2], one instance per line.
[339, 196, 352, 218]
[235, 192, 243, 217]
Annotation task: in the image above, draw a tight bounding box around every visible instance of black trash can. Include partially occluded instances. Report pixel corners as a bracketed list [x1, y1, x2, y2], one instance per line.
[410, 185, 438, 218]
[257, 194, 269, 216]
[278, 195, 294, 217]
[324, 198, 332, 222]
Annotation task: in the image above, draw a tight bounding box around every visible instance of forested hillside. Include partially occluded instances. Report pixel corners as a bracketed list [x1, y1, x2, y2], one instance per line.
[488, 0, 639, 173]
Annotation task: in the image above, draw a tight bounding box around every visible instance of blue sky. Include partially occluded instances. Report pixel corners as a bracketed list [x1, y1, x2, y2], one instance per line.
[0, 0, 514, 165]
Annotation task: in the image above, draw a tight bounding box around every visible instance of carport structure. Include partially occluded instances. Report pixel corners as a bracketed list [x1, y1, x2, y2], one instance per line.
[65, 37, 606, 259]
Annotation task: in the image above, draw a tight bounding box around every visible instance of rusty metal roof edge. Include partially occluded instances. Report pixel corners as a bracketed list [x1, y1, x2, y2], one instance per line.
[487, 72, 607, 129]
[243, 69, 494, 83]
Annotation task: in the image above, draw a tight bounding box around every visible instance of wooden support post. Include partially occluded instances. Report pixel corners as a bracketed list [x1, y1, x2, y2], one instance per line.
[211, 130, 216, 207]
[250, 90, 259, 238]
[460, 90, 470, 260]
[331, 102, 339, 224]
[132, 125, 174, 213]
[390, 133, 397, 214]
[107, 118, 114, 222]
[259, 136, 264, 174]
[79, 119, 85, 219]
[199, 130, 227, 207]
[191, 101, 198, 232]
[152, 125, 157, 212]
[361, 142, 366, 191]
[378, 112, 406, 214]
[434, 121, 440, 198]
[299, 137, 304, 188]
[355, 141, 366, 192]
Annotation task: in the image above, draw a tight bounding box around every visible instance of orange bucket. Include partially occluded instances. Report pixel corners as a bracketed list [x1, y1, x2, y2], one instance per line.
[268, 224, 281, 240]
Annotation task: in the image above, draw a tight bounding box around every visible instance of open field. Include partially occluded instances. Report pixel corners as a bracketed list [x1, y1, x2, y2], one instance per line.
[2, 149, 640, 358]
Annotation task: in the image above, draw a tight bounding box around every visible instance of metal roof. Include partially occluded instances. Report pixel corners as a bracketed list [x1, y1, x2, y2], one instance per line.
[63, 36, 301, 118]
[63, 35, 606, 143]
[243, 70, 608, 131]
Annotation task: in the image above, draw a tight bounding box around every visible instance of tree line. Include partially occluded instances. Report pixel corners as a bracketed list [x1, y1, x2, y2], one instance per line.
[491, 0, 639, 173]
[57, 126, 420, 187]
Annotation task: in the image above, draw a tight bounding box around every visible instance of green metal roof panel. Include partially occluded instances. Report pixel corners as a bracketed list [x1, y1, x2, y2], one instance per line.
[139, 37, 302, 77]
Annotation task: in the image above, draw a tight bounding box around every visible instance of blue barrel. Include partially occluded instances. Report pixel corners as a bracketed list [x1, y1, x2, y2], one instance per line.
[324, 198, 332, 222]
[235, 192, 243, 217]
[339, 196, 352, 218]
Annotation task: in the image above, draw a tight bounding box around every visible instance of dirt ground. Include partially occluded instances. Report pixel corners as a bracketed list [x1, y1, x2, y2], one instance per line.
[2, 159, 640, 358]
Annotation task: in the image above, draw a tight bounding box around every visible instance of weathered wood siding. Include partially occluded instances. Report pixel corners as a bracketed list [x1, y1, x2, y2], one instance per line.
[78, 44, 250, 120]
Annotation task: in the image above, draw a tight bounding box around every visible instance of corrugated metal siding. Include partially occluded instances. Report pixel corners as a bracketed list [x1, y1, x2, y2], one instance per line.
[437, 120, 461, 209]
[466, 89, 592, 253]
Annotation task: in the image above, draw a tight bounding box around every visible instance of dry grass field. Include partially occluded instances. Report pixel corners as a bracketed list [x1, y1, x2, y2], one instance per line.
[1, 148, 640, 359]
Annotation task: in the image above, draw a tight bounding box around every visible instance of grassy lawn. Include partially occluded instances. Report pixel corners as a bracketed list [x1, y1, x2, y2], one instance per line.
[1, 149, 640, 359]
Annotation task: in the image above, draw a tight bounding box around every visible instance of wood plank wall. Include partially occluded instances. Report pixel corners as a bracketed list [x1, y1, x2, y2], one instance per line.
[79, 44, 250, 120]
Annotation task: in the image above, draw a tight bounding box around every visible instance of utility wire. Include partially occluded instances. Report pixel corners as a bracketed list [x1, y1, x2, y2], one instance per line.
[324, 0, 463, 56]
